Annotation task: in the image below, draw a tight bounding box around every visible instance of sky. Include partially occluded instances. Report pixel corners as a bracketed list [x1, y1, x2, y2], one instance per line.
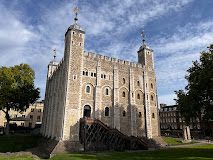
[0, 0, 213, 106]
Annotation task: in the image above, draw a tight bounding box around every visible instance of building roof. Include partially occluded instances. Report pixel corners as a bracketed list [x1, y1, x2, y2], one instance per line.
[11, 117, 30, 121]
[49, 58, 58, 66]
[68, 23, 83, 31]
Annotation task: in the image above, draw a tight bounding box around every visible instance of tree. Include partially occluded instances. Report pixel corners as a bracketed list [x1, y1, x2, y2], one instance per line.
[175, 44, 213, 134]
[0, 64, 40, 135]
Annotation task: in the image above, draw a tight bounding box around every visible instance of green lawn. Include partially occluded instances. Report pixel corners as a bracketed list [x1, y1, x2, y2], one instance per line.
[0, 134, 42, 153]
[50, 144, 213, 160]
[0, 144, 213, 160]
[161, 136, 198, 146]
[0, 155, 37, 160]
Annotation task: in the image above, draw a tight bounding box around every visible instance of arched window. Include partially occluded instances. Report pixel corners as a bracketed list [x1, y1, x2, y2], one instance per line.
[83, 71, 85, 75]
[123, 111, 126, 117]
[105, 88, 109, 95]
[123, 78, 125, 84]
[105, 107, 109, 117]
[152, 113, 155, 119]
[151, 95, 154, 101]
[137, 81, 140, 86]
[137, 94, 140, 99]
[122, 91, 125, 97]
[151, 83, 153, 89]
[86, 86, 90, 93]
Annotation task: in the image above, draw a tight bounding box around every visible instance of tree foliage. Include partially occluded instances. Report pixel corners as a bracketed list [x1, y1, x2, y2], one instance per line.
[175, 44, 213, 130]
[0, 64, 40, 134]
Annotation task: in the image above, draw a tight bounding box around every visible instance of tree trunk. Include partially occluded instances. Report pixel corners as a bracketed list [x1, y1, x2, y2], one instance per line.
[5, 108, 10, 135]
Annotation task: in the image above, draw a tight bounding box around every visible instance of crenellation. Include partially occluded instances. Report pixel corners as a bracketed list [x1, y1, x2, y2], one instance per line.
[104, 56, 110, 61]
[124, 60, 129, 65]
[137, 63, 142, 68]
[130, 62, 136, 67]
[88, 52, 95, 58]
[111, 57, 117, 63]
[96, 54, 103, 60]
[118, 59, 123, 64]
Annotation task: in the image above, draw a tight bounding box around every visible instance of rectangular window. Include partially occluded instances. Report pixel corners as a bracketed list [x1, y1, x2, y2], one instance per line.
[91, 72, 93, 77]
[38, 109, 41, 113]
[86, 72, 88, 76]
[21, 123, 24, 126]
[94, 73, 96, 77]
[37, 116, 41, 121]
[22, 115, 25, 118]
[104, 74, 106, 79]
[73, 75, 77, 80]
[31, 109, 34, 112]
[30, 115, 33, 120]
[139, 112, 141, 118]
[101, 74, 103, 78]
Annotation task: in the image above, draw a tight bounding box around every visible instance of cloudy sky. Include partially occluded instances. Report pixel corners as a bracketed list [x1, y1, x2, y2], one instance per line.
[1, 0, 213, 106]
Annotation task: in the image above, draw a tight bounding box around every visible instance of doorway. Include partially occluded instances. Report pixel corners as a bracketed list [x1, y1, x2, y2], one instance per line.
[83, 105, 91, 118]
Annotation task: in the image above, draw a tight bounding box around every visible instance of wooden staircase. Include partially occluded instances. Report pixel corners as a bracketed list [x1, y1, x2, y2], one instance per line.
[79, 118, 148, 151]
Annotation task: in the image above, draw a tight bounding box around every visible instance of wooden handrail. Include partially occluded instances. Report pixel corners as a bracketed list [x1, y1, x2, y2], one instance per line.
[81, 118, 147, 147]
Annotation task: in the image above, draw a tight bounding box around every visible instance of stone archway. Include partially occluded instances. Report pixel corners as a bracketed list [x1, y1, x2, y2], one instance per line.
[83, 105, 91, 118]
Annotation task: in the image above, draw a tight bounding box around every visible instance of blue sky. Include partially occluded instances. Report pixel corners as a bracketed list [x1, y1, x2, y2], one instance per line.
[1, 0, 213, 106]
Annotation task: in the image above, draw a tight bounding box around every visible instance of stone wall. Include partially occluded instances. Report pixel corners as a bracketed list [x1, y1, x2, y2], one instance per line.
[41, 23, 159, 146]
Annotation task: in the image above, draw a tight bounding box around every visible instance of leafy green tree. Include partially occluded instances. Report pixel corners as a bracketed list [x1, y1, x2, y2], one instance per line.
[175, 44, 213, 134]
[0, 64, 40, 135]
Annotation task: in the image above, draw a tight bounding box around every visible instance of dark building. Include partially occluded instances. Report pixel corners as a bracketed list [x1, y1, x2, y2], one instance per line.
[159, 104, 202, 138]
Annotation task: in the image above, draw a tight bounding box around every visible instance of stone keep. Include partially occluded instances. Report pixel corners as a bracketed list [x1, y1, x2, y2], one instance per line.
[41, 17, 160, 151]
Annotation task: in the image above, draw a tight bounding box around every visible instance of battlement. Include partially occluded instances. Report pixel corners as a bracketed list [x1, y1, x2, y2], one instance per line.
[84, 51, 144, 69]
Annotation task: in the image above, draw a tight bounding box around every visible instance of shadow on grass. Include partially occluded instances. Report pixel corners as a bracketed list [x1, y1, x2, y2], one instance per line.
[0, 134, 42, 153]
[50, 144, 213, 160]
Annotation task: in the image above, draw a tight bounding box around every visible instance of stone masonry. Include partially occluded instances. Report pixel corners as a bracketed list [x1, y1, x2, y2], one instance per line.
[41, 14, 160, 153]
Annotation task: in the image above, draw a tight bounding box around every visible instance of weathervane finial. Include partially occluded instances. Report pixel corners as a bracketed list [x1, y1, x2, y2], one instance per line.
[73, 7, 79, 24]
[53, 48, 56, 59]
[141, 29, 146, 44]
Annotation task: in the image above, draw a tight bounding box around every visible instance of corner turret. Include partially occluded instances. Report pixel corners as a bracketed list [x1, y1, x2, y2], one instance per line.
[137, 30, 154, 68]
[47, 51, 58, 78]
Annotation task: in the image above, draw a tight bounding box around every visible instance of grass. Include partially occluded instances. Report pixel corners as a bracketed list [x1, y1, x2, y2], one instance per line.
[0, 134, 42, 153]
[0, 134, 212, 160]
[50, 144, 213, 160]
[0, 144, 212, 160]
[0, 155, 37, 160]
[161, 136, 198, 146]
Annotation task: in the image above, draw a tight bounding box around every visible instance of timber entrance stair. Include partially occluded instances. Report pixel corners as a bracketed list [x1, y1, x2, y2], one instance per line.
[79, 118, 148, 151]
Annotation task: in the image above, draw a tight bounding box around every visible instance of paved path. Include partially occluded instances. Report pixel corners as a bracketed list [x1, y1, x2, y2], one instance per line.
[161, 140, 213, 149]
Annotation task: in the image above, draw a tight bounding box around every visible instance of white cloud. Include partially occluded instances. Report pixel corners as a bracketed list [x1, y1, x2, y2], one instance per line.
[0, 0, 197, 100]
[153, 20, 213, 102]
[158, 94, 177, 106]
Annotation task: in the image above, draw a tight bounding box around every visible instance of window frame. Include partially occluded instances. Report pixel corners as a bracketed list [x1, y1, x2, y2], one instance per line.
[86, 85, 91, 94]
[105, 88, 109, 96]
[104, 107, 110, 117]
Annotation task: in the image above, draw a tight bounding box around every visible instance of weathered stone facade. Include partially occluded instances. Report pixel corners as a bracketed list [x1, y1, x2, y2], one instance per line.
[41, 18, 160, 152]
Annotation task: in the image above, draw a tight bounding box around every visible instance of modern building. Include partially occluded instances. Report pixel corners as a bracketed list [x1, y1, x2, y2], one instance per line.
[41, 8, 160, 152]
[0, 101, 44, 128]
[159, 104, 201, 138]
